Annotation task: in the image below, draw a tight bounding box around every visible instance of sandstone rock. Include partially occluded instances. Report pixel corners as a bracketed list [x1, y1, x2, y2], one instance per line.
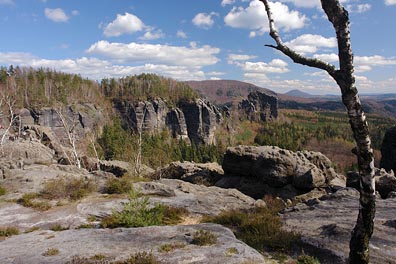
[1, 140, 55, 165]
[99, 160, 131, 177]
[151, 161, 223, 186]
[180, 98, 222, 145]
[0, 224, 266, 264]
[166, 108, 189, 141]
[238, 91, 278, 122]
[283, 188, 396, 264]
[221, 146, 341, 199]
[380, 125, 396, 173]
[375, 169, 396, 199]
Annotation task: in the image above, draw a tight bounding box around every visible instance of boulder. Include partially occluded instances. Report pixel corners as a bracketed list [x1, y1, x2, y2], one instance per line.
[375, 169, 396, 199]
[1, 140, 55, 165]
[380, 125, 396, 173]
[282, 188, 396, 264]
[99, 160, 132, 177]
[220, 146, 342, 199]
[151, 161, 223, 186]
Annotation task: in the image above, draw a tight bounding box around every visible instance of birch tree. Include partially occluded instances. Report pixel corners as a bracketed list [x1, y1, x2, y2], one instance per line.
[259, 1, 375, 263]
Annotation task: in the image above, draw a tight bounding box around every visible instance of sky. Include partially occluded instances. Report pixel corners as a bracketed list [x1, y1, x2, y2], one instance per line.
[0, 0, 395, 95]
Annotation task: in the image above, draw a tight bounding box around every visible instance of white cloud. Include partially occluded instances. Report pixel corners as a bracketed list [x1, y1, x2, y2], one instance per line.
[207, 71, 225, 76]
[103, 13, 145, 37]
[44, 8, 69, 23]
[176, 30, 187, 39]
[347, 4, 371, 13]
[385, 0, 396, 6]
[242, 59, 289, 74]
[221, 0, 236, 7]
[313, 53, 339, 63]
[228, 53, 257, 62]
[86, 41, 220, 67]
[355, 55, 396, 67]
[192, 12, 218, 29]
[224, 0, 307, 37]
[277, 0, 320, 8]
[139, 30, 164, 40]
[285, 34, 337, 54]
[0, 52, 207, 81]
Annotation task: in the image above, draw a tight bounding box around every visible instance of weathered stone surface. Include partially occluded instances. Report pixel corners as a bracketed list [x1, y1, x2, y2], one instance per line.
[238, 91, 278, 122]
[151, 161, 223, 186]
[179, 98, 222, 145]
[0, 224, 266, 264]
[1, 140, 55, 165]
[283, 188, 396, 264]
[220, 146, 342, 199]
[380, 125, 396, 173]
[98, 160, 131, 177]
[166, 108, 189, 141]
[375, 169, 396, 199]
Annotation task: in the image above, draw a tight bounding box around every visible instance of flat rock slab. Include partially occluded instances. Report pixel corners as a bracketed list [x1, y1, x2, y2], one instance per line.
[282, 188, 396, 264]
[0, 224, 267, 264]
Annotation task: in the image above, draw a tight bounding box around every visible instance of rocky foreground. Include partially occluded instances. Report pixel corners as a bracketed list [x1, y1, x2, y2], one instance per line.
[1, 141, 396, 263]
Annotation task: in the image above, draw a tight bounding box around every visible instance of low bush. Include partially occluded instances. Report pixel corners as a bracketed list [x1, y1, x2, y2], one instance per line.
[191, 230, 217, 246]
[41, 177, 97, 201]
[42, 248, 60, 256]
[103, 177, 133, 194]
[101, 188, 187, 228]
[0, 226, 19, 238]
[120, 251, 160, 264]
[49, 224, 69, 232]
[202, 196, 299, 253]
[16, 193, 51, 211]
[0, 185, 6, 196]
[159, 243, 186, 253]
[297, 254, 320, 264]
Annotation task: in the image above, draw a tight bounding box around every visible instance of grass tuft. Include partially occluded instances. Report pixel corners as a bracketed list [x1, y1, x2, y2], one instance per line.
[42, 248, 59, 256]
[191, 229, 217, 246]
[0, 226, 19, 238]
[41, 177, 97, 201]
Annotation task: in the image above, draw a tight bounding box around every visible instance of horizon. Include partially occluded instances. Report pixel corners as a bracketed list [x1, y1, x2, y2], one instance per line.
[0, 0, 395, 95]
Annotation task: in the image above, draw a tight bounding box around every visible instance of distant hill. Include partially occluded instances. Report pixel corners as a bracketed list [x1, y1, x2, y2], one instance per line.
[185, 80, 276, 105]
[284, 89, 314, 98]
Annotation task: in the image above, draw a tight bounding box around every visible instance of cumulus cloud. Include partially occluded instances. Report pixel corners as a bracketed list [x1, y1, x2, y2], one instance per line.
[176, 30, 187, 39]
[228, 54, 257, 63]
[44, 8, 69, 22]
[86, 40, 220, 67]
[139, 30, 164, 40]
[242, 59, 289, 74]
[385, 0, 396, 6]
[285, 34, 337, 54]
[277, 0, 320, 8]
[192, 12, 218, 29]
[103, 13, 145, 37]
[0, 52, 207, 81]
[224, 0, 307, 37]
[221, 0, 236, 7]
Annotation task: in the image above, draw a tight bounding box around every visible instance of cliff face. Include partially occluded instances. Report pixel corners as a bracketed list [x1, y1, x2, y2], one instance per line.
[238, 91, 278, 122]
[113, 98, 222, 145]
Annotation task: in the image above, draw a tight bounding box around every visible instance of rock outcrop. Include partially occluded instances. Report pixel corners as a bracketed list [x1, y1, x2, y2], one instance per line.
[150, 161, 224, 186]
[0, 224, 266, 264]
[282, 188, 396, 264]
[218, 145, 344, 199]
[380, 125, 396, 173]
[114, 98, 222, 145]
[239, 91, 278, 122]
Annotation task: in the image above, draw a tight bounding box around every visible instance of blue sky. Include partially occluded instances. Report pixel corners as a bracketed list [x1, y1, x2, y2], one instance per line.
[0, 0, 395, 95]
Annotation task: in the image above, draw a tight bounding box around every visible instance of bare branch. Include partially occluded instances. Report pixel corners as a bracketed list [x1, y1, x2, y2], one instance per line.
[259, 0, 337, 76]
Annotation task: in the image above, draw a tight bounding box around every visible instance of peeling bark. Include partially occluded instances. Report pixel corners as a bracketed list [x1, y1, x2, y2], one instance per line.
[259, 1, 376, 263]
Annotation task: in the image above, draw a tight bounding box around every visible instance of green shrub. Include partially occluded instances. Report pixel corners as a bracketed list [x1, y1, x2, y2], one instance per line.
[16, 193, 51, 211]
[159, 243, 185, 253]
[0, 226, 19, 237]
[297, 254, 320, 264]
[41, 177, 97, 201]
[0, 185, 6, 196]
[24, 226, 40, 233]
[120, 251, 160, 264]
[191, 230, 217, 246]
[100, 188, 187, 228]
[203, 196, 299, 253]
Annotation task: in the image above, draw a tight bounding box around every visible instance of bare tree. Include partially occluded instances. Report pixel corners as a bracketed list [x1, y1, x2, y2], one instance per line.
[259, 0, 375, 263]
[0, 94, 20, 154]
[54, 107, 82, 169]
